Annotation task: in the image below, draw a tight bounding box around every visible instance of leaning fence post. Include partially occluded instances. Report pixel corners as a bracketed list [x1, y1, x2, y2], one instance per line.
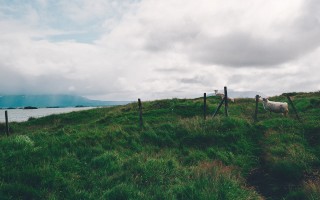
[254, 95, 260, 122]
[224, 86, 229, 117]
[204, 93, 207, 120]
[286, 95, 302, 122]
[5, 110, 9, 136]
[213, 98, 225, 117]
[138, 98, 143, 128]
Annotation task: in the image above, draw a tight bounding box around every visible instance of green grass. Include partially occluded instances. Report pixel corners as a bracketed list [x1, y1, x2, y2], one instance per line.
[1, 92, 320, 199]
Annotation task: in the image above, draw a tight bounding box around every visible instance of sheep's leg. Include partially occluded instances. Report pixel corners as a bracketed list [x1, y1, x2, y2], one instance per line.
[280, 106, 287, 117]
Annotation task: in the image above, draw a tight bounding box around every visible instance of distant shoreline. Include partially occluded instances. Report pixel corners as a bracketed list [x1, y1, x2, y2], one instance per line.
[0, 94, 131, 109]
[0, 107, 97, 122]
[0, 105, 115, 110]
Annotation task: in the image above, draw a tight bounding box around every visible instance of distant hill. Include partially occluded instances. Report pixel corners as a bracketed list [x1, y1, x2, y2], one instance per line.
[0, 95, 130, 108]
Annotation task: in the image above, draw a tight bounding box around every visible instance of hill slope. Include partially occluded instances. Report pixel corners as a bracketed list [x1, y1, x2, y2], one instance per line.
[0, 92, 319, 199]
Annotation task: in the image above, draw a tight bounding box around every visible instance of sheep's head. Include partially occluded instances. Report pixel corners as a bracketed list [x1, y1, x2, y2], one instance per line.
[262, 98, 268, 102]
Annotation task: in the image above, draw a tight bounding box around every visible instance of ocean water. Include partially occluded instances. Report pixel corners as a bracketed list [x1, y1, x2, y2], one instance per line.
[0, 107, 95, 122]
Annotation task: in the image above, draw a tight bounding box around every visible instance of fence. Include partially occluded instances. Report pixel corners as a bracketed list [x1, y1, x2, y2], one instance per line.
[1, 86, 301, 136]
[137, 86, 301, 128]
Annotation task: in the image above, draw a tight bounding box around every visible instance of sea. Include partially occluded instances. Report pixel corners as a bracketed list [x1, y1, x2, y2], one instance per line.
[0, 107, 95, 122]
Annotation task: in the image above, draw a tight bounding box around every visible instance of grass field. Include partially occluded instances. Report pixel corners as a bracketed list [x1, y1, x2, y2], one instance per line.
[1, 92, 320, 199]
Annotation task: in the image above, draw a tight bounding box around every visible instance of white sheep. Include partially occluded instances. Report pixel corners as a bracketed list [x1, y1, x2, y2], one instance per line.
[228, 96, 235, 103]
[214, 91, 235, 102]
[262, 98, 289, 116]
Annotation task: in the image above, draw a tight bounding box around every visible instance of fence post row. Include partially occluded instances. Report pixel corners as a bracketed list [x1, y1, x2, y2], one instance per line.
[254, 95, 260, 122]
[224, 86, 229, 117]
[204, 93, 207, 120]
[138, 98, 143, 129]
[5, 110, 9, 136]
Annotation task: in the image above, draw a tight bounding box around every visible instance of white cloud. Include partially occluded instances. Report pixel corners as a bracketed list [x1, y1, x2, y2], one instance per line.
[128, 0, 319, 67]
[0, 0, 319, 100]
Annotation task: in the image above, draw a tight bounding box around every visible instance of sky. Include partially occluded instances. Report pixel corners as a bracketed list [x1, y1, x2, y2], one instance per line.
[0, 0, 319, 100]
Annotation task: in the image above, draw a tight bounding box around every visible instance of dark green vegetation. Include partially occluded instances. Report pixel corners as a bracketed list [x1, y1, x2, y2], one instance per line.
[1, 92, 320, 199]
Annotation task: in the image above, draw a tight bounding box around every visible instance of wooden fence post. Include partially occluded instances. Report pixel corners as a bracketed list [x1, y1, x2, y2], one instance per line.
[286, 95, 302, 122]
[204, 93, 207, 120]
[5, 110, 9, 136]
[213, 98, 225, 117]
[224, 86, 229, 117]
[138, 98, 143, 128]
[254, 95, 260, 122]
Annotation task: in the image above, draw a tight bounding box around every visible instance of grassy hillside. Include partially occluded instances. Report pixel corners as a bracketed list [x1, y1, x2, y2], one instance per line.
[0, 92, 319, 199]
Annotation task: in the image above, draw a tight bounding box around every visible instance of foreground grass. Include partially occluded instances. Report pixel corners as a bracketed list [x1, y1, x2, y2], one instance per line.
[0, 92, 320, 199]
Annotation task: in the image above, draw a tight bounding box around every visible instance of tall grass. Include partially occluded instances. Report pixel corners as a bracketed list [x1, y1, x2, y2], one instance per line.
[0, 92, 319, 199]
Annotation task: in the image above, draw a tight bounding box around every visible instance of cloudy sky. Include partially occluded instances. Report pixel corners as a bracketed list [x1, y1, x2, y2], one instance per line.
[0, 0, 319, 100]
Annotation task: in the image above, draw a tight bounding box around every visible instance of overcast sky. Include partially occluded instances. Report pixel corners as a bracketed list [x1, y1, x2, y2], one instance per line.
[0, 0, 319, 100]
